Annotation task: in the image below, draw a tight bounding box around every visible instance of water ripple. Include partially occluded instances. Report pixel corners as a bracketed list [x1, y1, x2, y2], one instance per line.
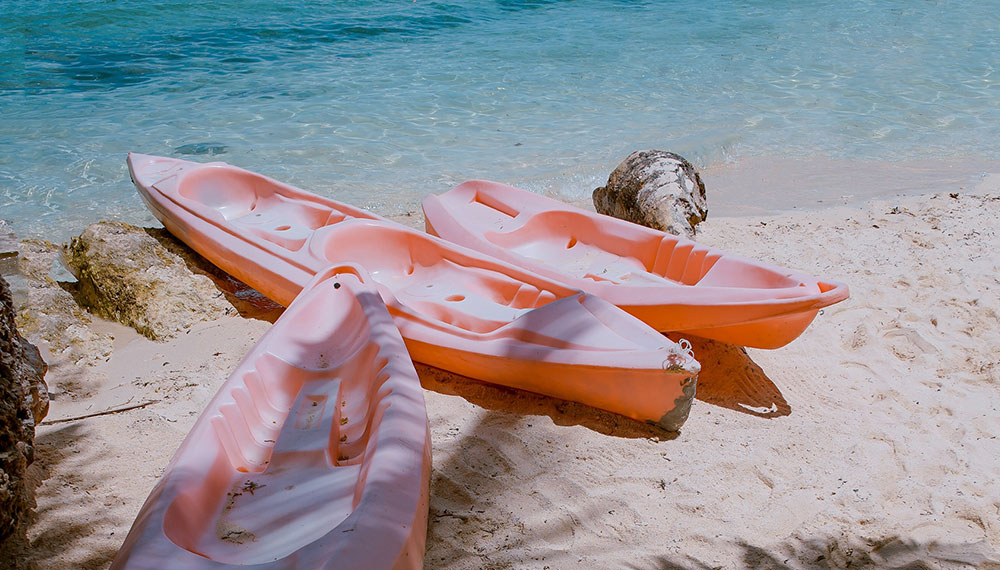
[1, 0, 999, 239]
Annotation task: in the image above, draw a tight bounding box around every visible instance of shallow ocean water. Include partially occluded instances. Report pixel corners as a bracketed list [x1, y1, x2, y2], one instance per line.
[1, 0, 998, 239]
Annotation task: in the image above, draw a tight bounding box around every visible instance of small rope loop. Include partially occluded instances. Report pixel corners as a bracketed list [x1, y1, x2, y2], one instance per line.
[677, 338, 694, 359]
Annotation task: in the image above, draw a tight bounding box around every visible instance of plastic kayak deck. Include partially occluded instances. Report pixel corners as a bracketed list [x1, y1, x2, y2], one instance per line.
[423, 179, 849, 348]
[111, 265, 431, 569]
[128, 154, 701, 430]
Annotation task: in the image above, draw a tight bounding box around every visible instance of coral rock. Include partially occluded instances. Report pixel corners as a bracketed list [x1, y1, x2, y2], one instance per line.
[14, 239, 112, 366]
[65, 222, 234, 341]
[593, 150, 708, 238]
[0, 221, 16, 261]
[0, 275, 48, 542]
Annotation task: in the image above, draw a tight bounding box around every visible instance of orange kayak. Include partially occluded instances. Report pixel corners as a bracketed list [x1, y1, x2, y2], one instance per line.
[111, 265, 431, 569]
[128, 154, 701, 430]
[423, 180, 850, 348]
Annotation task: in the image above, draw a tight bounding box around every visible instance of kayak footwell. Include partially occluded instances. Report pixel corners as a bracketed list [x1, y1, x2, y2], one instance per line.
[422, 179, 850, 348]
[112, 267, 431, 569]
[166, 351, 369, 565]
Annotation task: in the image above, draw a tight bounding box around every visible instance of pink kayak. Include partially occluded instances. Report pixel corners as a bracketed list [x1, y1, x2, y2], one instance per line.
[422, 180, 849, 348]
[111, 265, 431, 569]
[128, 154, 701, 430]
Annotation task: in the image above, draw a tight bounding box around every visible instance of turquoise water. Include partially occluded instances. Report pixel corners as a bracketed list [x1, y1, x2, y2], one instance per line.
[2, 0, 998, 239]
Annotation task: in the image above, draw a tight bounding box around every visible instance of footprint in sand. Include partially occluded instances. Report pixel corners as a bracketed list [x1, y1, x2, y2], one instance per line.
[880, 326, 935, 361]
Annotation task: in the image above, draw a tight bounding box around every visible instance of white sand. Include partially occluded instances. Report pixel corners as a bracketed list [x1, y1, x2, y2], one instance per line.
[4, 180, 1000, 568]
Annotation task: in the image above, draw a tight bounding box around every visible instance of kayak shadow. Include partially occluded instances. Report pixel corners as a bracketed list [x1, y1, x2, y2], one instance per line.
[666, 334, 791, 418]
[416, 364, 678, 440]
[145, 228, 285, 323]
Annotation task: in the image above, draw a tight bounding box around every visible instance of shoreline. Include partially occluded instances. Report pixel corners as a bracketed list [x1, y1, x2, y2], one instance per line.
[4, 154, 1000, 244]
[699, 155, 1000, 217]
[3, 179, 1000, 568]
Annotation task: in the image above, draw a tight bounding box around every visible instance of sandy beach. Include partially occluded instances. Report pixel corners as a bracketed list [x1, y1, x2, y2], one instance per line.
[5, 2, 1000, 567]
[2, 166, 1000, 569]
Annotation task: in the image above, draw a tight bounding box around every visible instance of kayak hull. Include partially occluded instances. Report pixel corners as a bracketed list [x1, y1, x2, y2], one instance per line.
[422, 179, 850, 348]
[128, 154, 700, 430]
[111, 266, 431, 569]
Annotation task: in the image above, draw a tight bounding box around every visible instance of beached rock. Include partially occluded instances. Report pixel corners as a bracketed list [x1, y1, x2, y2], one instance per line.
[0, 222, 16, 261]
[144, 228, 285, 322]
[0, 277, 48, 426]
[0, 274, 48, 543]
[0, 222, 18, 284]
[593, 150, 708, 238]
[65, 221, 234, 341]
[14, 239, 113, 366]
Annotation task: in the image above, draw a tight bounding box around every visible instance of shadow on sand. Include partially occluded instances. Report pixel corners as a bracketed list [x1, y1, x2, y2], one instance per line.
[667, 334, 791, 419]
[627, 534, 1000, 569]
[417, 364, 674, 440]
[0, 423, 123, 570]
[416, 332, 791, 442]
[423, 411, 622, 568]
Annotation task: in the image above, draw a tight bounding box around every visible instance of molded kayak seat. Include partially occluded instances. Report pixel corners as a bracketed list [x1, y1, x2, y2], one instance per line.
[112, 265, 431, 569]
[128, 154, 701, 430]
[422, 180, 850, 348]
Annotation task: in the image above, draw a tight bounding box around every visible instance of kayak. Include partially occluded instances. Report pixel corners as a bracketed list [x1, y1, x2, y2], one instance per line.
[111, 265, 431, 569]
[128, 154, 701, 430]
[422, 180, 850, 349]
[126, 153, 384, 306]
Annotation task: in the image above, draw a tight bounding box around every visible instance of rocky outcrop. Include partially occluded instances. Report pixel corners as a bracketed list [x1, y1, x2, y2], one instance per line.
[0, 222, 18, 283]
[593, 150, 708, 238]
[144, 228, 284, 322]
[14, 239, 113, 366]
[0, 274, 48, 542]
[65, 222, 234, 340]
